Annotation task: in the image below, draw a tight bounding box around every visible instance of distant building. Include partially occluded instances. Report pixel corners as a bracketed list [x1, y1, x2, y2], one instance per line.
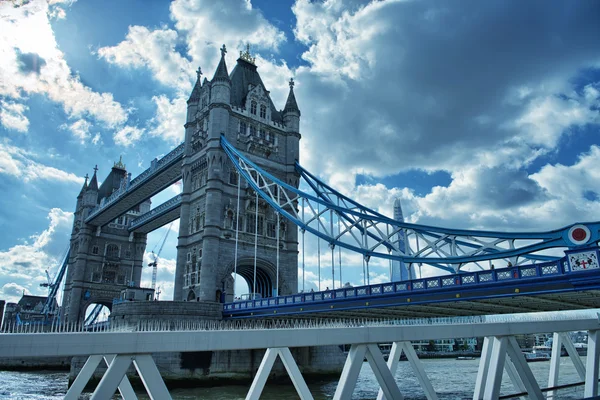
[2, 294, 58, 326]
[392, 198, 412, 281]
[0, 300, 4, 329]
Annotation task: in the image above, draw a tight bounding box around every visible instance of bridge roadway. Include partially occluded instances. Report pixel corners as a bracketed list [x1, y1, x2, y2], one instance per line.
[224, 253, 600, 320]
[85, 143, 184, 227]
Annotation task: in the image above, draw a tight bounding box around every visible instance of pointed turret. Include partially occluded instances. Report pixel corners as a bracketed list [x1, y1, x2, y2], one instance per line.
[212, 44, 230, 82]
[88, 166, 98, 191]
[82, 165, 99, 207]
[283, 78, 300, 115]
[78, 174, 89, 198]
[210, 44, 231, 105]
[188, 67, 202, 104]
[283, 78, 300, 132]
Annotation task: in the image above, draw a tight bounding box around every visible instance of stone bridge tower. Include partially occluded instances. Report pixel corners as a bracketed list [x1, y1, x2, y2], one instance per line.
[175, 45, 300, 302]
[61, 161, 150, 323]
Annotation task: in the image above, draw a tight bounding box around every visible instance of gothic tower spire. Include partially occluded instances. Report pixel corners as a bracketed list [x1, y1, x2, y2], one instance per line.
[212, 44, 230, 82]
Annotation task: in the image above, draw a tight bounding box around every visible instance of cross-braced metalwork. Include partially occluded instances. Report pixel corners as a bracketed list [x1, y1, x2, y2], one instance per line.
[221, 135, 600, 273]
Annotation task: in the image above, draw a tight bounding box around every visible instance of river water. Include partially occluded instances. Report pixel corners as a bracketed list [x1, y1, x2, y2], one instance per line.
[0, 357, 587, 399]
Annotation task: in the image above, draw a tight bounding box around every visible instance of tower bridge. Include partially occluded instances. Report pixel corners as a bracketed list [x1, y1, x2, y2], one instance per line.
[3, 43, 600, 399]
[57, 43, 600, 327]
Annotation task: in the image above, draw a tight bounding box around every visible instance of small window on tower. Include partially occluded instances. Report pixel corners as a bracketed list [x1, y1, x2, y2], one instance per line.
[229, 169, 237, 185]
[260, 104, 266, 119]
[92, 246, 99, 255]
[250, 101, 257, 115]
[239, 121, 247, 134]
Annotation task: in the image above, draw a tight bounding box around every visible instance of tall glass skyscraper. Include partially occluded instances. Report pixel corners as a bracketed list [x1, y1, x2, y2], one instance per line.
[392, 198, 411, 281]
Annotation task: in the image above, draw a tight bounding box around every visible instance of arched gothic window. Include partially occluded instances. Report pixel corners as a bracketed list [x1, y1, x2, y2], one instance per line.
[229, 169, 238, 185]
[250, 101, 257, 115]
[260, 104, 266, 119]
[239, 121, 247, 135]
[225, 210, 235, 230]
[106, 244, 119, 258]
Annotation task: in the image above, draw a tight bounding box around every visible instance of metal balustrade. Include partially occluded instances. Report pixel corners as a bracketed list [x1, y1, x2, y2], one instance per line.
[224, 258, 571, 313]
[128, 194, 182, 230]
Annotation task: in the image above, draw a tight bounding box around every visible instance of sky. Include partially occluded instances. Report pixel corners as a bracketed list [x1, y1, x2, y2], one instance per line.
[0, 0, 599, 306]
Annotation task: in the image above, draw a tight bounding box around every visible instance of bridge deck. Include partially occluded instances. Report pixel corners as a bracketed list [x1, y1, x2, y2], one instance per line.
[224, 255, 600, 319]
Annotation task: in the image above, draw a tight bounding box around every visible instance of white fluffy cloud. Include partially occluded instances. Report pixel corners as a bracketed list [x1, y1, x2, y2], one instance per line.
[0, 100, 29, 133]
[0, 1, 128, 128]
[97, 26, 194, 93]
[114, 126, 145, 147]
[170, 0, 286, 68]
[0, 141, 84, 184]
[0, 208, 72, 303]
[149, 95, 187, 143]
[60, 119, 92, 143]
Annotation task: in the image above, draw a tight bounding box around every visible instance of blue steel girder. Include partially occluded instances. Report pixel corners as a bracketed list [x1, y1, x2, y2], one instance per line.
[298, 163, 557, 266]
[128, 194, 182, 233]
[221, 136, 599, 271]
[85, 143, 184, 227]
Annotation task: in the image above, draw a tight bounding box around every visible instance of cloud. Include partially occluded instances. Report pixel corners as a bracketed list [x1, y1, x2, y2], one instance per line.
[15, 49, 47, 74]
[290, 0, 600, 182]
[148, 95, 187, 144]
[0, 208, 72, 303]
[60, 119, 92, 143]
[170, 0, 286, 68]
[0, 100, 29, 132]
[114, 126, 145, 147]
[97, 25, 194, 93]
[0, 1, 128, 127]
[0, 140, 84, 184]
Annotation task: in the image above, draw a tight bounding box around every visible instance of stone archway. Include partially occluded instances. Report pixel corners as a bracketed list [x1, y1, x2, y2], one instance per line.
[82, 299, 113, 324]
[226, 257, 278, 299]
[187, 289, 196, 301]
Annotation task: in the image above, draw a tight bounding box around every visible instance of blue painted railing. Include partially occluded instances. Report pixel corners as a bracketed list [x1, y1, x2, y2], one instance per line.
[224, 259, 569, 312]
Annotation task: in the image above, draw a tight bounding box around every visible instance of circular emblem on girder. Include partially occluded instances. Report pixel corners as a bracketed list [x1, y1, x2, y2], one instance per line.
[568, 224, 591, 246]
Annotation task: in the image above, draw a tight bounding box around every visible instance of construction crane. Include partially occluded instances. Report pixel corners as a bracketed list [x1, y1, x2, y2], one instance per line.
[39, 270, 53, 293]
[148, 223, 173, 295]
[41, 247, 70, 318]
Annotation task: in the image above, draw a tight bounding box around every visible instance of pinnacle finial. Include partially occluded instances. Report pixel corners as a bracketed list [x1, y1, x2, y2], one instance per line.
[239, 43, 256, 65]
[114, 155, 126, 170]
[289, 77, 295, 89]
[196, 66, 202, 79]
[220, 44, 227, 57]
[84, 173, 89, 182]
[93, 165, 98, 174]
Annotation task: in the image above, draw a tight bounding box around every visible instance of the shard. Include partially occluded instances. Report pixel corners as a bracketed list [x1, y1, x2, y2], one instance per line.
[392, 198, 412, 281]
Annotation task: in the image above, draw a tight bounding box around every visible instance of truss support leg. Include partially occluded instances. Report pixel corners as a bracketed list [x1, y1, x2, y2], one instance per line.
[333, 344, 368, 400]
[91, 354, 134, 400]
[133, 354, 172, 400]
[377, 341, 436, 400]
[505, 336, 543, 400]
[278, 347, 314, 400]
[483, 336, 508, 400]
[585, 330, 600, 397]
[365, 344, 404, 400]
[548, 332, 562, 400]
[562, 332, 586, 379]
[473, 337, 492, 400]
[65, 355, 103, 400]
[403, 341, 437, 400]
[246, 348, 279, 400]
[104, 354, 137, 400]
[504, 358, 526, 395]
